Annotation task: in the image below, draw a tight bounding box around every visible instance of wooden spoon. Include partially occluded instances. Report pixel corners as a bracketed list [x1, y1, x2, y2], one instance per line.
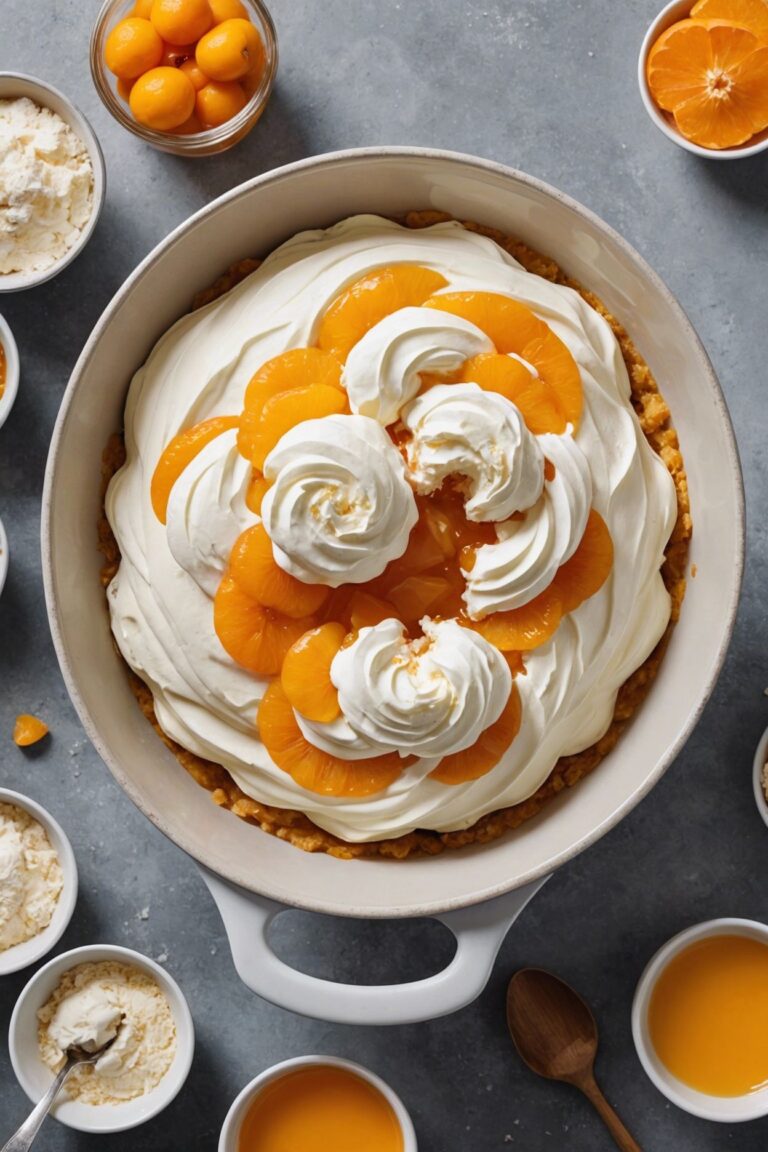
[506, 968, 642, 1152]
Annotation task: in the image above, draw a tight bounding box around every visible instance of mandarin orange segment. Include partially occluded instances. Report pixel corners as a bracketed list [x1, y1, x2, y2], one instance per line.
[317, 265, 449, 362]
[281, 622, 346, 722]
[388, 575, 454, 623]
[13, 714, 49, 747]
[348, 591, 399, 630]
[429, 684, 522, 784]
[238, 350, 344, 460]
[245, 383, 348, 469]
[229, 524, 329, 617]
[690, 0, 768, 41]
[647, 19, 768, 148]
[423, 293, 582, 430]
[258, 680, 404, 797]
[459, 352, 566, 434]
[552, 509, 614, 614]
[151, 415, 239, 523]
[245, 469, 270, 515]
[214, 575, 316, 675]
[467, 586, 564, 651]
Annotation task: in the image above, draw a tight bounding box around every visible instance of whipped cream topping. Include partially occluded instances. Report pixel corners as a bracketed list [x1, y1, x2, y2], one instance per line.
[343, 306, 493, 425]
[464, 432, 593, 618]
[106, 215, 678, 842]
[261, 414, 418, 587]
[299, 618, 511, 760]
[402, 382, 544, 522]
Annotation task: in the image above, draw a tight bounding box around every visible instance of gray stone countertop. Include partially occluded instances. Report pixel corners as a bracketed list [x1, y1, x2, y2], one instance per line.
[1, 0, 767, 1148]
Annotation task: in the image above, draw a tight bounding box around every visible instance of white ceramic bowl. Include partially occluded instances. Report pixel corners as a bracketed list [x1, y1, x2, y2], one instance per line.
[9, 944, 194, 1133]
[0, 788, 77, 976]
[0, 514, 8, 602]
[638, 0, 768, 160]
[0, 312, 20, 428]
[219, 1056, 418, 1151]
[632, 918, 768, 1121]
[0, 73, 106, 292]
[752, 725, 768, 829]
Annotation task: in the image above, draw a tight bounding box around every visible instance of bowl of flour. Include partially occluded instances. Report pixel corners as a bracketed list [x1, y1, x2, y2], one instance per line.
[0, 73, 105, 292]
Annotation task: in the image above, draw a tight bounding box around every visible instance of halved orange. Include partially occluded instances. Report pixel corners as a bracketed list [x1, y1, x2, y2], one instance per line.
[429, 684, 522, 784]
[151, 415, 239, 523]
[690, 0, 768, 41]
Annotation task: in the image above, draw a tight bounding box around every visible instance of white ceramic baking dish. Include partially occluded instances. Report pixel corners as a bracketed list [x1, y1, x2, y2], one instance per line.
[42, 149, 744, 1025]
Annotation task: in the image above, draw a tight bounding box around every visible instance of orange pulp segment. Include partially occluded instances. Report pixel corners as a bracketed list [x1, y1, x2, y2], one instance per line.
[429, 683, 522, 784]
[552, 509, 614, 614]
[459, 352, 566, 434]
[229, 524, 330, 617]
[214, 574, 316, 675]
[258, 680, 404, 796]
[243, 383, 348, 470]
[467, 586, 564, 651]
[245, 470, 270, 514]
[690, 0, 768, 41]
[647, 19, 768, 148]
[151, 415, 239, 523]
[317, 265, 449, 362]
[281, 622, 346, 723]
[13, 714, 49, 747]
[238, 348, 345, 462]
[423, 292, 582, 430]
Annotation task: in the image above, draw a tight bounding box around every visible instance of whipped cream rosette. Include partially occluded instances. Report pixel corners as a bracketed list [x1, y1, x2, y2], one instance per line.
[106, 215, 677, 842]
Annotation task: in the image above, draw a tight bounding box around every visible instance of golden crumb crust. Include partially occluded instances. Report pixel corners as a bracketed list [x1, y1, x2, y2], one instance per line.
[99, 212, 691, 859]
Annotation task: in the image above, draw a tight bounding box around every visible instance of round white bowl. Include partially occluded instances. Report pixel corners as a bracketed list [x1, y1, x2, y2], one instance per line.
[632, 918, 768, 1121]
[0, 788, 78, 976]
[752, 726, 768, 829]
[638, 0, 768, 160]
[0, 73, 106, 292]
[219, 1056, 417, 1152]
[0, 514, 8, 601]
[9, 944, 194, 1133]
[0, 312, 20, 429]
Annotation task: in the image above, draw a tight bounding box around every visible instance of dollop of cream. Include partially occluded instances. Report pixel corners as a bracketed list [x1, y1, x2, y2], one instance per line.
[401, 382, 544, 521]
[261, 413, 418, 587]
[315, 617, 511, 758]
[343, 306, 493, 425]
[464, 433, 592, 618]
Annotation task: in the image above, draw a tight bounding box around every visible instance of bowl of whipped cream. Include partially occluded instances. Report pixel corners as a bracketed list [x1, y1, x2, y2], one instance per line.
[9, 944, 194, 1133]
[0, 73, 105, 292]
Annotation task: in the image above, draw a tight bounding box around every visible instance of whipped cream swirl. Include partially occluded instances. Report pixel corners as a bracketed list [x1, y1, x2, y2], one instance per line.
[307, 618, 512, 759]
[261, 413, 418, 587]
[464, 433, 593, 618]
[402, 382, 544, 522]
[343, 306, 493, 425]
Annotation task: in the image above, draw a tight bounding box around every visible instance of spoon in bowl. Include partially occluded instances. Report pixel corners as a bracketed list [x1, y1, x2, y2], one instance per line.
[1, 1024, 123, 1152]
[506, 969, 642, 1152]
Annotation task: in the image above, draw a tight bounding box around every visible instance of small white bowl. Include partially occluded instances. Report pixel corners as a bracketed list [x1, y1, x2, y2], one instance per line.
[0, 73, 106, 292]
[219, 1056, 418, 1151]
[9, 944, 194, 1133]
[0, 312, 20, 428]
[752, 726, 768, 829]
[0, 514, 8, 601]
[632, 918, 768, 1121]
[0, 789, 78, 976]
[638, 0, 768, 160]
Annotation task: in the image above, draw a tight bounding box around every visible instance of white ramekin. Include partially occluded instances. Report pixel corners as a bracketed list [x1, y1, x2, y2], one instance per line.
[638, 0, 768, 160]
[0, 73, 106, 292]
[632, 918, 768, 1121]
[753, 726, 768, 829]
[0, 312, 20, 429]
[218, 1056, 418, 1151]
[9, 944, 195, 1133]
[0, 788, 78, 976]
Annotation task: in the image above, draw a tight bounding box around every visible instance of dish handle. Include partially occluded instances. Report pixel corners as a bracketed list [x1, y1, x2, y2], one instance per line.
[199, 866, 549, 1026]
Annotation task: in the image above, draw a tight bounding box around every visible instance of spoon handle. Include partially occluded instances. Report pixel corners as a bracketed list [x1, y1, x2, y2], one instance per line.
[578, 1075, 643, 1152]
[1, 1061, 74, 1152]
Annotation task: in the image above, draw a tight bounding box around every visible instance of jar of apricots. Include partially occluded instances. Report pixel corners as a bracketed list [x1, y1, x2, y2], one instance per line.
[90, 0, 277, 155]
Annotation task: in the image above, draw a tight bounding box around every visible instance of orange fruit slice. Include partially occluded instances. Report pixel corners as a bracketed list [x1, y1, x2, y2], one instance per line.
[690, 0, 768, 40]
[281, 622, 346, 723]
[214, 575, 316, 675]
[429, 684, 522, 784]
[317, 265, 449, 362]
[467, 586, 564, 652]
[229, 524, 330, 617]
[258, 680, 404, 796]
[459, 352, 565, 434]
[244, 383, 348, 470]
[423, 293, 582, 431]
[552, 510, 614, 614]
[245, 469, 270, 515]
[238, 349, 345, 462]
[13, 714, 49, 747]
[647, 19, 768, 148]
[151, 415, 239, 523]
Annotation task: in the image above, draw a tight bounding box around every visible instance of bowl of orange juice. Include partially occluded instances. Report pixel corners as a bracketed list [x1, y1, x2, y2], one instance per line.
[219, 1056, 417, 1152]
[632, 918, 768, 1121]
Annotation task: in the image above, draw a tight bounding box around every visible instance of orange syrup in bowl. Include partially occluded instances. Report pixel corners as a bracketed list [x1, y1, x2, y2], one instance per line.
[237, 1065, 405, 1152]
[648, 934, 768, 1096]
